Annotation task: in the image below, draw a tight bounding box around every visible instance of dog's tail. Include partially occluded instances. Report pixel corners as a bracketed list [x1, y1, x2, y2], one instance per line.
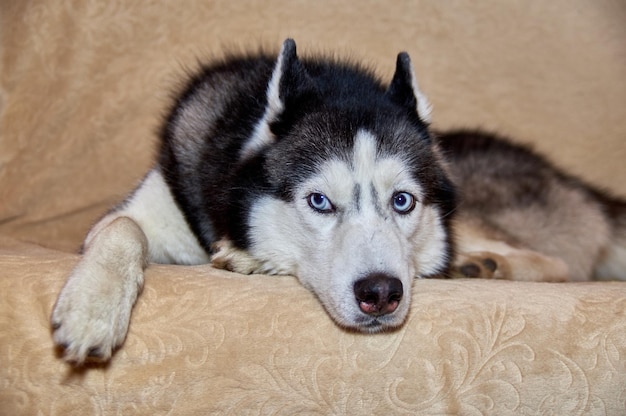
[593, 189, 626, 281]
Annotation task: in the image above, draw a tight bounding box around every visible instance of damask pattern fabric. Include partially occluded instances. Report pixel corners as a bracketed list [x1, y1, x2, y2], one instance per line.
[1, 1, 626, 414]
[1, 239, 625, 415]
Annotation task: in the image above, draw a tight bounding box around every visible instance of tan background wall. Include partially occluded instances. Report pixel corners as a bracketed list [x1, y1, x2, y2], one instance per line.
[1, 0, 625, 251]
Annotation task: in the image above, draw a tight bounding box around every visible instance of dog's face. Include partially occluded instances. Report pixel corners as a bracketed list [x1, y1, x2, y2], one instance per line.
[232, 39, 455, 331]
[248, 126, 452, 331]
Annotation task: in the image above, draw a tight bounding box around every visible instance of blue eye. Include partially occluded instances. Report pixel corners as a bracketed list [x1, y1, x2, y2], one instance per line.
[392, 192, 416, 214]
[307, 192, 334, 213]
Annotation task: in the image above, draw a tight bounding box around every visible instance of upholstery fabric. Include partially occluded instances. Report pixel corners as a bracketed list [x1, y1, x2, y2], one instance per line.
[2, 238, 626, 415]
[1, 1, 625, 414]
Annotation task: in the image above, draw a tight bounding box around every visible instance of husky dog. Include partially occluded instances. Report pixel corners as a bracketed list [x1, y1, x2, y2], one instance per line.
[51, 39, 626, 364]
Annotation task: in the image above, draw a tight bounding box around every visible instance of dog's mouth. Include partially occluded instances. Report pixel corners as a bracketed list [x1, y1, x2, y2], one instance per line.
[320, 298, 408, 333]
[349, 311, 407, 333]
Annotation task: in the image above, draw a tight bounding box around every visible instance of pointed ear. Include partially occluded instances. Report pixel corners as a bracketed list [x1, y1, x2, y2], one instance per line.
[264, 38, 314, 122]
[239, 39, 314, 160]
[386, 52, 432, 124]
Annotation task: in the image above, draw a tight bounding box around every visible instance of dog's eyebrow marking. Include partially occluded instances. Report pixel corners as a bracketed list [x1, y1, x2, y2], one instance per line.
[370, 183, 385, 217]
[353, 183, 361, 212]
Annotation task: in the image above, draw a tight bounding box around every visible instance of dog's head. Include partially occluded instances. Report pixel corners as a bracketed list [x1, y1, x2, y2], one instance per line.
[240, 39, 456, 332]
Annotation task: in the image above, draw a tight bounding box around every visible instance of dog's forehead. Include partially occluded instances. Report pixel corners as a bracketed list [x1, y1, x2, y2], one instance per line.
[303, 129, 422, 202]
[351, 129, 379, 177]
[352, 130, 406, 186]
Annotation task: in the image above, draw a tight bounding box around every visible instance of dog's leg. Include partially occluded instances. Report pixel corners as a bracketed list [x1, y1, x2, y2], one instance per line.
[51, 169, 209, 364]
[51, 216, 148, 363]
[453, 221, 569, 282]
[454, 249, 568, 282]
[211, 238, 265, 274]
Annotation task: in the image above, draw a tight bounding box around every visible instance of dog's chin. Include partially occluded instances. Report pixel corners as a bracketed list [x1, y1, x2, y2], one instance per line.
[337, 312, 408, 334]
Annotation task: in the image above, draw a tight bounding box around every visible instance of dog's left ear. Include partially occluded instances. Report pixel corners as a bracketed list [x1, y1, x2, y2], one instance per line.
[385, 52, 432, 124]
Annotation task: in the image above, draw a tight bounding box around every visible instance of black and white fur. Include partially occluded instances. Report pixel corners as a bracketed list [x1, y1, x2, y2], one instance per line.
[51, 39, 626, 364]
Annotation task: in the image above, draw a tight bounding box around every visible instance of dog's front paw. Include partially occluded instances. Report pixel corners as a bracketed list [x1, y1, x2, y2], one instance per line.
[51, 264, 140, 365]
[453, 252, 510, 279]
[211, 238, 263, 274]
[51, 216, 148, 365]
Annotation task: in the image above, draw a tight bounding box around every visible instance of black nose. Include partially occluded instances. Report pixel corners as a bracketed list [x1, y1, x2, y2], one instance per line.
[354, 273, 403, 316]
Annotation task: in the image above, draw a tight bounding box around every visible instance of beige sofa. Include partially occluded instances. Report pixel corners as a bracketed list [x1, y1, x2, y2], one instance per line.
[1, 1, 625, 414]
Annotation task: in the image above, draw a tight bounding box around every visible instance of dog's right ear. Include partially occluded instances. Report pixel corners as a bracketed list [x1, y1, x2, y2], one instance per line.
[240, 39, 315, 160]
[265, 39, 315, 131]
[265, 38, 315, 122]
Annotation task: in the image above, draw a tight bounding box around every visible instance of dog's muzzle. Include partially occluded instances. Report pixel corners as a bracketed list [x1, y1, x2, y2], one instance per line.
[353, 273, 403, 316]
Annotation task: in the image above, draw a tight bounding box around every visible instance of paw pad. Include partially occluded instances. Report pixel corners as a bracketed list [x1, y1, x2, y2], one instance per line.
[455, 254, 503, 279]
